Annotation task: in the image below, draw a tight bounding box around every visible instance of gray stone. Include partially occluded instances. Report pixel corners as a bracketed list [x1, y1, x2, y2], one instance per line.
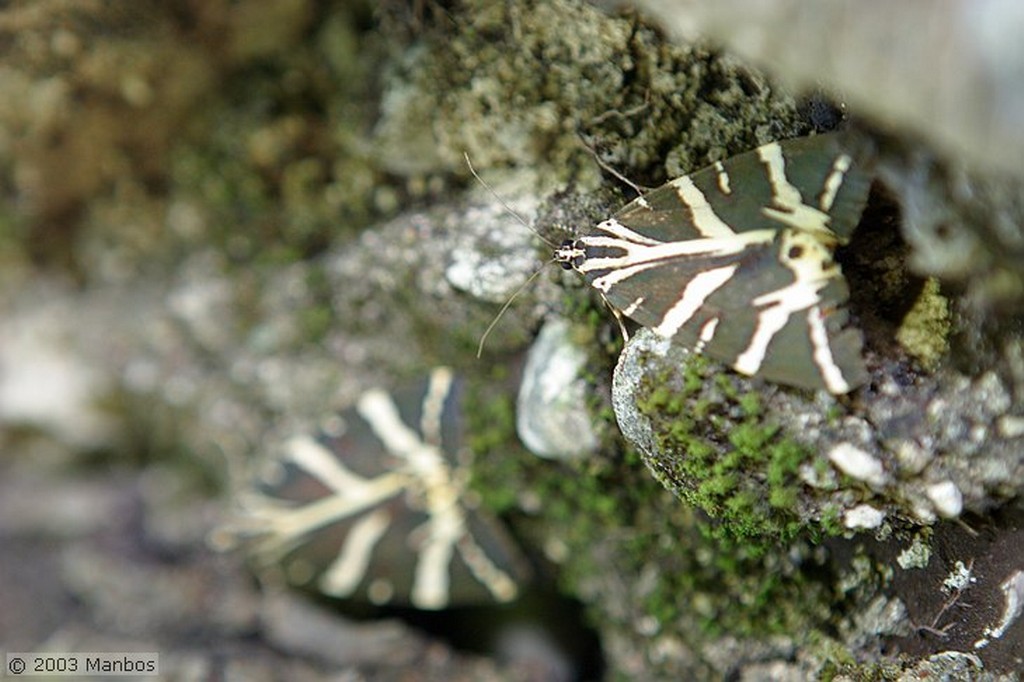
[517, 318, 599, 459]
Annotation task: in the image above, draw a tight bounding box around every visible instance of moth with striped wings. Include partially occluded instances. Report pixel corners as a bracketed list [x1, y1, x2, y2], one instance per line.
[225, 367, 528, 610]
[557, 133, 872, 394]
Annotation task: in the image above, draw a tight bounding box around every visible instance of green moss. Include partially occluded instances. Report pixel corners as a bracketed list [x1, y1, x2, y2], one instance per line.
[634, 357, 816, 546]
[820, 505, 843, 535]
[766, 439, 807, 486]
[463, 391, 840, 676]
[462, 372, 527, 515]
[294, 266, 335, 342]
[737, 391, 761, 417]
[895, 277, 950, 369]
[465, 377, 837, 646]
[170, 106, 378, 269]
[821, 661, 904, 682]
[768, 486, 798, 509]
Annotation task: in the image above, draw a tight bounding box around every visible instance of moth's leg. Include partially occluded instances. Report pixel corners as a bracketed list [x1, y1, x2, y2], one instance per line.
[599, 291, 631, 343]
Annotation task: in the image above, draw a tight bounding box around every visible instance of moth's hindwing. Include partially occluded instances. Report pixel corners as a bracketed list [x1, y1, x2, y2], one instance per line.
[568, 133, 871, 393]
[238, 368, 529, 609]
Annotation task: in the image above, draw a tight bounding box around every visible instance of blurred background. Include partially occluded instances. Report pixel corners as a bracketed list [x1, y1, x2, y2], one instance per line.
[1, 1, 1023, 680]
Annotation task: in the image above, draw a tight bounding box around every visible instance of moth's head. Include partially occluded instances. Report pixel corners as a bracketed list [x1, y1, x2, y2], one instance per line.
[554, 238, 585, 270]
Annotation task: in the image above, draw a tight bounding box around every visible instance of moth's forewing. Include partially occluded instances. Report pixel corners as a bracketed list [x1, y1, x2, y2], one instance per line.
[614, 133, 871, 242]
[586, 235, 771, 334]
[680, 237, 806, 358]
[770, 134, 872, 241]
[754, 280, 868, 392]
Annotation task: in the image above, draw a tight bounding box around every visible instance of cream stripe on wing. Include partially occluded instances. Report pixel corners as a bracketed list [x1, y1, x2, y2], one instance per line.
[695, 317, 720, 353]
[819, 154, 852, 211]
[757, 142, 832, 234]
[358, 388, 448, 480]
[412, 505, 464, 609]
[286, 436, 365, 493]
[357, 389, 424, 459]
[244, 471, 407, 563]
[419, 367, 453, 445]
[621, 296, 645, 316]
[582, 230, 773, 292]
[733, 278, 823, 376]
[670, 175, 737, 238]
[713, 161, 732, 195]
[319, 508, 391, 597]
[654, 265, 738, 338]
[806, 305, 850, 394]
[458, 534, 518, 602]
[595, 218, 663, 245]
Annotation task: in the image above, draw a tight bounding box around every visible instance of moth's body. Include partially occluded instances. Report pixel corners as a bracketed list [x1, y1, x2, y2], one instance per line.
[556, 133, 872, 394]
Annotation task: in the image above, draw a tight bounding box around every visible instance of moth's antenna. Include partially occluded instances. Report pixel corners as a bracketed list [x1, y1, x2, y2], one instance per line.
[476, 263, 551, 358]
[463, 152, 559, 250]
[576, 134, 651, 197]
[464, 152, 563, 358]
